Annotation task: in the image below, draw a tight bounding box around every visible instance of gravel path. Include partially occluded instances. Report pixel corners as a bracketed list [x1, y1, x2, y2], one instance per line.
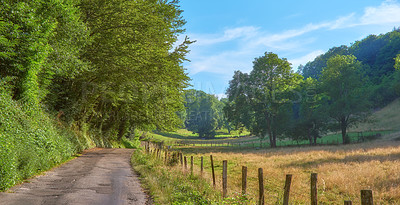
[0, 148, 151, 205]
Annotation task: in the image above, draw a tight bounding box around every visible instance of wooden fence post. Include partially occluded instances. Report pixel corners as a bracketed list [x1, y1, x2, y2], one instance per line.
[283, 174, 292, 205]
[361, 190, 373, 205]
[222, 160, 228, 198]
[190, 156, 194, 174]
[201, 156, 204, 175]
[164, 150, 168, 164]
[242, 166, 247, 195]
[258, 168, 264, 205]
[311, 173, 318, 205]
[210, 155, 216, 188]
[344, 201, 352, 205]
[180, 152, 183, 166]
[184, 156, 187, 170]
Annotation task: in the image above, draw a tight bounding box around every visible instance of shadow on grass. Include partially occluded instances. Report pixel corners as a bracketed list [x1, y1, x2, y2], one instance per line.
[153, 131, 238, 141]
[283, 152, 400, 168]
[153, 131, 199, 140]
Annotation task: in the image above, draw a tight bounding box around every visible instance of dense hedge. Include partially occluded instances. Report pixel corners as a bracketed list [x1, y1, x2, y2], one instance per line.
[0, 84, 89, 190]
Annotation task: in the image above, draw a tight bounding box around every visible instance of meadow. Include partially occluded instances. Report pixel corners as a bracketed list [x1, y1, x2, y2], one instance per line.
[135, 99, 400, 204]
[175, 140, 400, 204]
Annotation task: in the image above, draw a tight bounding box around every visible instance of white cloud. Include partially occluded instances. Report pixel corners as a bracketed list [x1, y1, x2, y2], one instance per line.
[360, 0, 400, 25]
[185, 0, 400, 78]
[191, 26, 259, 46]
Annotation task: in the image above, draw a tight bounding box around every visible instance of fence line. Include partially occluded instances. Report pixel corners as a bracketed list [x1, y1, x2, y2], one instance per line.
[141, 141, 374, 204]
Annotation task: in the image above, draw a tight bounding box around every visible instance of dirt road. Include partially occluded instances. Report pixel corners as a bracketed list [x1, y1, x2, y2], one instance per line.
[0, 148, 150, 205]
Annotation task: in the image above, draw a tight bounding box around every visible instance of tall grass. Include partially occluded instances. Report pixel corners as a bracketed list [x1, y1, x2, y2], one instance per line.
[131, 149, 221, 204]
[178, 141, 400, 204]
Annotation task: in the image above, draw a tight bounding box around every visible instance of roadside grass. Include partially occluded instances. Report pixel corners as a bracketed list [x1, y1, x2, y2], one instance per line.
[176, 140, 400, 204]
[131, 149, 222, 204]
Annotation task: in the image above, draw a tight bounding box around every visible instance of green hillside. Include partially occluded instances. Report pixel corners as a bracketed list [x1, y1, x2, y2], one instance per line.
[352, 98, 400, 132]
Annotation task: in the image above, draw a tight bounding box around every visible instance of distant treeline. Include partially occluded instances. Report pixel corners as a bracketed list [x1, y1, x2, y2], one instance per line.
[300, 28, 400, 107]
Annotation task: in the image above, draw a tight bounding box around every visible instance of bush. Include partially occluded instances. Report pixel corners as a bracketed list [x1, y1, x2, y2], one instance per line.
[0, 84, 87, 190]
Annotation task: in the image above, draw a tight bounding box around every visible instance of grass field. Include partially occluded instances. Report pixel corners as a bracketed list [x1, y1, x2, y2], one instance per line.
[135, 99, 400, 204]
[174, 140, 400, 204]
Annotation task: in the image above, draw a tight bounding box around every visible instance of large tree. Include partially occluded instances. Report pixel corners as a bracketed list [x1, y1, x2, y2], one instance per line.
[0, 0, 89, 108]
[320, 55, 370, 144]
[249, 52, 302, 147]
[184, 90, 219, 138]
[224, 71, 253, 132]
[49, 0, 192, 139]
[226, 52, 301, 147]
[290, 78, 328, 145]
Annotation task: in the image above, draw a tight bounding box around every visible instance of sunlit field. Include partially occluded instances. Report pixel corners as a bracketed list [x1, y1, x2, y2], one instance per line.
[177, 140, 400, 204]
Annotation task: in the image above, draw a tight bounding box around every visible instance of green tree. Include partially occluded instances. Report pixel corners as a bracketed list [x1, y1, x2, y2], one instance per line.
[290, 78, 328, 145]
[226, 52, 302, 147]
[224, 71, 253, 132]
[395, 54, 400, 70]
[249, 52, 302, 147]
[55, 0, 192, 139]
[301, 45, 349, 79]
[184, 90, 219, 138]
[0, 0, 90, 110]
[320, 55, 370, 144]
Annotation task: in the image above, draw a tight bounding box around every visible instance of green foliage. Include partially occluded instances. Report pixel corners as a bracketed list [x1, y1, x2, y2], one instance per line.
[0, 0, 63, 104]
[0, 0, 190, 192]
[300, 29, 400, 107]
[225, 52, 302, 147]
[289, 77, 328, 145]
[51, 0, 192, 140]
[184, 90, 220, 138]
[320, 55, 371, 144]
[301, 45, 349, 79]
[0, 83, 87, 190]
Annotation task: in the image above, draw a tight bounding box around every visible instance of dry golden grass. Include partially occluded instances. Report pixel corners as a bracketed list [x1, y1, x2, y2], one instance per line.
[352, 98, 400, 132]
[181, 141, 400, 204]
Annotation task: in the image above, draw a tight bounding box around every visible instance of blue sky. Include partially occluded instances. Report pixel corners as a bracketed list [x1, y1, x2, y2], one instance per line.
[178, 0, 400, 98]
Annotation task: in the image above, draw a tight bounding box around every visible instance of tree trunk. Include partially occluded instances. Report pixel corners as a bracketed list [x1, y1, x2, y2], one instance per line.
[266, 112, 276, 148]
[117, 119, 127, 141]
[341, 117, 348, 144]
[272, 130, 277, 148]
[268, 131, 275, 147]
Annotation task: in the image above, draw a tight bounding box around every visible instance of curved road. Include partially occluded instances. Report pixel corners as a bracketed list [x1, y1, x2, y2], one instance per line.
[0, 148, 150, 205]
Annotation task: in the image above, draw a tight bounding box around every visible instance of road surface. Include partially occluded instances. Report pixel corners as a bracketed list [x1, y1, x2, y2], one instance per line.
[0, 148, 151, 205]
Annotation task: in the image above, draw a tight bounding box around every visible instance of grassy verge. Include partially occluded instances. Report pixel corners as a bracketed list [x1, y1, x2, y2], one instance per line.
[0, 84, 140, 191]
[131, 149, 221, 204]
[0, 86, 90, 190]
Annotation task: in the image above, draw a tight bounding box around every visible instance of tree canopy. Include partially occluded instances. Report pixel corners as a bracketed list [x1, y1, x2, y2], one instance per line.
[320, 55, 370, 144]
[0, 0, 192, 141]
[225, 52, 302, 147]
